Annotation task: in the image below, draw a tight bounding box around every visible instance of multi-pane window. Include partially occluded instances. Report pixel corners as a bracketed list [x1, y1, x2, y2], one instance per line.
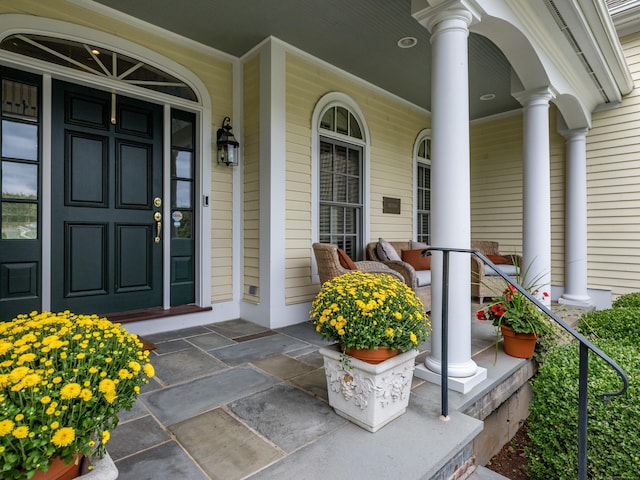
[319, 138, 363, 260]
[1, 79, 39, 240]
[416, 138, 431, 245]
[170, 110, 195, 239]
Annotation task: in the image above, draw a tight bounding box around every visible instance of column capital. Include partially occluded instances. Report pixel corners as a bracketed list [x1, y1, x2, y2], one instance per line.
[412, 0, 481, 33]
[559, 127, 589, 141]
[512, 87, 555, 108]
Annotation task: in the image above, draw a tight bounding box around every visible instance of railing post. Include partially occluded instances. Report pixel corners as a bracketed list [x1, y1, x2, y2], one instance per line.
[578, 343, 589, 480]
[441, 250, 449, 419]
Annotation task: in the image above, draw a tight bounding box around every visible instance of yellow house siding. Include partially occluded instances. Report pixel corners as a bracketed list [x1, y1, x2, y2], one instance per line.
[470, 114, 524, 251]
[243, 56, 261, 302]
[588, 32, 640, 296]
[470, 110, 566, 287]
[285, 53, 429, 304]
[0, 1, 236, 304]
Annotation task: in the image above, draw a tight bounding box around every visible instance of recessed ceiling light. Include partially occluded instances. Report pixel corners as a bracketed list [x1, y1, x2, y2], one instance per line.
[397, 37, 417, 49]
[480, 93, 496, 101]
[91, 48, 101, 55]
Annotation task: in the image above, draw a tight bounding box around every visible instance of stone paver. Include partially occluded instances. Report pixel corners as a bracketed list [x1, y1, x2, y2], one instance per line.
[170, 407, 284, 480]
[211, 333, 310, 365]
[109, 415, 169, 461]
[227, 383, 346, 453]
[142, 366, 279, 425]
[115, 441, 208, 480]
[149, 347, 228, 385]
[251, 353, 317, 380]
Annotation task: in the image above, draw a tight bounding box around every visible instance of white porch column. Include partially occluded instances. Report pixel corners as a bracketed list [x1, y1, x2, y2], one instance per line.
[413, 2, 484, 389]
[513, 88, 554, 305]
[559, 128, 593, 306]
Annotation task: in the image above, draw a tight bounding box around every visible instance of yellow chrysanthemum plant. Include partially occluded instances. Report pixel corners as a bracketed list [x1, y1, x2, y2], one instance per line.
[310, 271, 431, 354]
[0, 311, 155, 479]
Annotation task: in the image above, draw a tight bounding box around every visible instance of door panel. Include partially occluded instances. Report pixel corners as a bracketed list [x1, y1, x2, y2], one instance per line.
[117, 141, 151, 208]
[67, 133, 108, 206]
[116, 224, 152, 292]
[52, 81, 163, 315]
[65, 223, 107, 296]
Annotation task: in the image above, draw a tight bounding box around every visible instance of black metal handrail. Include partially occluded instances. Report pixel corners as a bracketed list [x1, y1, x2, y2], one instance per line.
[423, 246, 629, 480]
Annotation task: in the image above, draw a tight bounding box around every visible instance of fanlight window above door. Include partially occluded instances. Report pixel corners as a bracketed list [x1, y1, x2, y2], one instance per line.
[0, 34, 198, 102]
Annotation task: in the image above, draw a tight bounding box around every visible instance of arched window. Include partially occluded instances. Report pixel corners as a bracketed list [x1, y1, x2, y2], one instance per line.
[317, 103, 366, 260]
[415, 135, 431, 244]
[0, 34, 198, 101]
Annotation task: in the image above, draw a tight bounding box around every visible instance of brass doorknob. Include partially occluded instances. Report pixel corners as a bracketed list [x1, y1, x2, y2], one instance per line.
[154, 212, 162, 221]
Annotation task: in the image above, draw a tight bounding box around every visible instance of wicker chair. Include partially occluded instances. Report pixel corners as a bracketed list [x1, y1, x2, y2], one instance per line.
[470, 240, 522, 303]
[365, 241, 431, 311]
[312, 243, 405, 285]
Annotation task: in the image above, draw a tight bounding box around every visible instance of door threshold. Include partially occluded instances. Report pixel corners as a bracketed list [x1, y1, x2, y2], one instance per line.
[104, 304, 212, 324]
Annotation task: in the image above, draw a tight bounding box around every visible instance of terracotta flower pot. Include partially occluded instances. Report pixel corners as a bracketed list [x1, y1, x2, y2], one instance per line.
[31, 455, 82, 480]
[344, 346, 399, 364]
[500, 324, 538, 359]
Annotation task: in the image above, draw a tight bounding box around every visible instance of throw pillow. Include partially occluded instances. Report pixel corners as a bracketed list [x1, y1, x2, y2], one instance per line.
[409, 240, 429, 250]
[337, 248, 357, 270]
[486, 254, 509, 265]
[377, 238, 402, 262]
[401, 249, 431, 270]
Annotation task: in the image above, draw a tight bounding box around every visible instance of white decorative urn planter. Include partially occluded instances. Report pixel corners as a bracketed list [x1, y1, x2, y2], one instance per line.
[80, 452, 118, 479]
[319, 345, 419, 432]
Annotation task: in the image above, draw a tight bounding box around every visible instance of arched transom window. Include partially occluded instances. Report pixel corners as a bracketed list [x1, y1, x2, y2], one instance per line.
[0, 34, 197, 102]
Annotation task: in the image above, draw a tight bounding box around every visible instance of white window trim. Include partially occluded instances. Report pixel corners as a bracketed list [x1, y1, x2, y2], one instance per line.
[311, 92, 370, 281]
[413, 129, 432, 241]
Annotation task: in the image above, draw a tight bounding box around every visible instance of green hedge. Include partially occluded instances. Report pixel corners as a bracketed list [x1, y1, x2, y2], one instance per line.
[577, 307, 640, 346]
[527, 340, 639, 479]
[612, 292, 640, 309]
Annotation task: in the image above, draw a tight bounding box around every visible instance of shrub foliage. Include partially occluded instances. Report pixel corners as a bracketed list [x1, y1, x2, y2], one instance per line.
[577, 307, 640, 346]
[528, 340, 639, 479]
[612, 292, 640, 309]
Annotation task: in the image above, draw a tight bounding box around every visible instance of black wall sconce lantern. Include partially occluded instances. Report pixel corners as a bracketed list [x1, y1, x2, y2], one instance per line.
[216, 116, 240, 166]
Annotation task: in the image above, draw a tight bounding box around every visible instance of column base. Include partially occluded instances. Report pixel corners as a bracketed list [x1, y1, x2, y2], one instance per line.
[414, 364, 487, 394]
[558, 294, 594, 309]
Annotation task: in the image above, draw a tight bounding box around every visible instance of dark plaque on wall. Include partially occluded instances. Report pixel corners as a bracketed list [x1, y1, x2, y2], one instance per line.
[382, 197, 401, 214]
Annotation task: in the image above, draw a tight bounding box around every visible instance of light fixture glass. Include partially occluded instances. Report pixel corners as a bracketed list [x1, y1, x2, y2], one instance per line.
[480, 93, 496, 101]
[216, 117, 240, 166]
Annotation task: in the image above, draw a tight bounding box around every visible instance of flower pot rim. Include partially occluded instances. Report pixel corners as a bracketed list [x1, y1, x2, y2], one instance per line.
[319, 344, 418, 373]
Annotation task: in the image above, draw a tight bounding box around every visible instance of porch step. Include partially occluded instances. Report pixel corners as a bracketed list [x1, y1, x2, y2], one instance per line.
[465, 466, 511, 480]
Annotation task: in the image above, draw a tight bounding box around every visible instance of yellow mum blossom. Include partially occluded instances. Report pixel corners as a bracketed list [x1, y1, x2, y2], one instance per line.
[104, 391, 117, 403]
[101, 430, 110, 444]
[15, 414, 24, 421]
[0, 419, 14, 436]
[410, 332, 418, 344]
[80, 389, 93, 401]
[385, 328, 395, 338]
[393, 312, 402, 320]
[51, 427, 75, 447]
[143, 363, 155, 377]
[60, 383, 82, 400]
[12, 425, 29, 439]
[0, 340, 13, 355]
[40, 396, 51, 404]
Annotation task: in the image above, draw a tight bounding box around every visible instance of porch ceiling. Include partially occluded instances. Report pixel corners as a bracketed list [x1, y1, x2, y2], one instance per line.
[91, 0, 522, 120]
[89, 0, 616, 120]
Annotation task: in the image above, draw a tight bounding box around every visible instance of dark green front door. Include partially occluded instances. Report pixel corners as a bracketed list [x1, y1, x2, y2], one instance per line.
[51, 81, 163, 315]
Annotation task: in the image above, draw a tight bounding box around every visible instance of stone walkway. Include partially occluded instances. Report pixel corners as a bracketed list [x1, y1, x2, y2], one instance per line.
[110, 303, 587, 479]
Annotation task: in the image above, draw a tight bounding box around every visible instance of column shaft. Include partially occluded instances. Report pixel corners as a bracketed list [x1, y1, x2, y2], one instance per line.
[559, 128, 593, 306]
[425, 10, 477, 378]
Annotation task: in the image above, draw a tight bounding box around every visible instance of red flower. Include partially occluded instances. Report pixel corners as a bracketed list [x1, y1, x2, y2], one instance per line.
[543, 291, 549, 297]
[476, 310, 487, 321]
